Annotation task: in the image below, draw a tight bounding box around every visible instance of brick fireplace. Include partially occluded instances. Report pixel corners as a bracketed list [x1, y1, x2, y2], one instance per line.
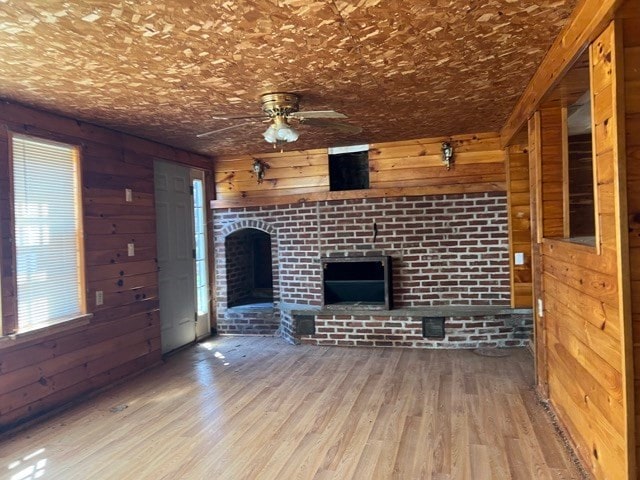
[213, 192, 532, 347]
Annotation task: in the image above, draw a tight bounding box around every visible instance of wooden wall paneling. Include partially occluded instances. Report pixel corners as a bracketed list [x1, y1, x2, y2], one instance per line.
[369, 162, 504, 187]
[506, 143, 533, 308]
[619, 0, 640, 469]
[0, 311, 160, 396]
[0, 343, 160, 429]
[212, 133, 506, 208]
[214, 149, 330, 200]
[0, 329, 161, 416]
[534, 20, 634, 479]
[215, 151, 328, 174]
[220, 175, 330, 198]
[0, 101, 213, 431]
[501, 0, 624, 146]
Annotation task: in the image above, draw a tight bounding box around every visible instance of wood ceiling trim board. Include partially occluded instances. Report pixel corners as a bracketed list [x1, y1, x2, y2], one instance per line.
[500, 0, 624, 147]
[0, 1, 577, 156]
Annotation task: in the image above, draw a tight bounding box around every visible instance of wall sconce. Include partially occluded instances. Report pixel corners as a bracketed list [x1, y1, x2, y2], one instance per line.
[441, 141, 454, 170]
[252, 159, 266, 183]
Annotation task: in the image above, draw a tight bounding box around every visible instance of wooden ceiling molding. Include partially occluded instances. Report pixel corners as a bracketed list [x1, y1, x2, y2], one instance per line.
[0, 0, 577, 157]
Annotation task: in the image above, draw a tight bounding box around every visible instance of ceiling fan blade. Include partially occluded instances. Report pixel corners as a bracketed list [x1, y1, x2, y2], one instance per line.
[210, 114, 268, 120]
[301, 118, 362, 134]
[289, 110, 347, 119]
[197, 122, 257, 138]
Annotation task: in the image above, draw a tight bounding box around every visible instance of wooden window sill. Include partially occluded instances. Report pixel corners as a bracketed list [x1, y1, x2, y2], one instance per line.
[0, 314, 92, 349]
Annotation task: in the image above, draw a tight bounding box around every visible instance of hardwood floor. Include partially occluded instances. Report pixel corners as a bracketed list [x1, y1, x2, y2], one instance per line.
[0, 336, 582, 480]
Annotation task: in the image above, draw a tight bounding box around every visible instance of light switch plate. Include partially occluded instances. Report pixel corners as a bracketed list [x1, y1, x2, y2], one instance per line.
[96, 290, 104, 306]
[125, 188, 132, 202]
[127, 243, 135, 256]
[514, 252, 525, 265]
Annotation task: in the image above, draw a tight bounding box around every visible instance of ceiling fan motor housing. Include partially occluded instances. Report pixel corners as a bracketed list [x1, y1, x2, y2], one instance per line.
[261, 92, 299, 117]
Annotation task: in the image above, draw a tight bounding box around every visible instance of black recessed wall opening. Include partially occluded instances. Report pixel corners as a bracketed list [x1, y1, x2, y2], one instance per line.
[321, 256, 392, 309]
[329, 150, 369, 191]
[295, 315, 316, 336]
[422, 317, 445, 339]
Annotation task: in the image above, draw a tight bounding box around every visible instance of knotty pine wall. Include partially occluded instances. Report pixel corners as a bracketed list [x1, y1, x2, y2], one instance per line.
[530, 22, 634, 479]
[621, 0, 640, 468]
[0, 101, 212, 431]
[213, 132, 506, 207]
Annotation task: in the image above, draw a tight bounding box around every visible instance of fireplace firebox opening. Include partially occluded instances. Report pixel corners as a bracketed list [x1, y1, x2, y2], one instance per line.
[321, 256, 392, 310]
[225, 228, 273, 308]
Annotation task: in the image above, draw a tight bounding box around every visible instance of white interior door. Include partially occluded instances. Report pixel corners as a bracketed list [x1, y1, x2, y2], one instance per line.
[155, 160, 197, 353]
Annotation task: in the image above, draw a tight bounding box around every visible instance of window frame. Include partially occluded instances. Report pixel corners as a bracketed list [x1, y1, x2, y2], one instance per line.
[561, 81, 598, 247]
[1, 132, 88, 337]
[536, 49, 601, 254]
[191, 169, 210, 318]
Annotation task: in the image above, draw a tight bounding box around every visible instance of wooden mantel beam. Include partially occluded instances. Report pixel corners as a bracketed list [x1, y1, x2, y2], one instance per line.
[500, 0, 623, 147]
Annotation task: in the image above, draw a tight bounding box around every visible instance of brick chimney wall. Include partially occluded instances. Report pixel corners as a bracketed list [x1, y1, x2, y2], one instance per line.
[213, 191, 512, 338]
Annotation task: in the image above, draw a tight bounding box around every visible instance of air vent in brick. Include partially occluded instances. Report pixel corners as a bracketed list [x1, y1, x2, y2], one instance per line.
[295, 315, 316, 336]
[422, 317, 445, 339]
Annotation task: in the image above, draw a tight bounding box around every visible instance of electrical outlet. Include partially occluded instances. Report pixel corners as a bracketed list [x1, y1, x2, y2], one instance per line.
[514, 252, 525, 265]
[537, 298, 544, 317]
[127, 243, 135, 257]
[96, 290, 104, 306]
[125, 188, 132, 202]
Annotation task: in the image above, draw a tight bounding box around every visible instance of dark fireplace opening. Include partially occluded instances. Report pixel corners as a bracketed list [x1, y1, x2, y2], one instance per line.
[322, 256, 392, 309]
[225, 228, 273, 308]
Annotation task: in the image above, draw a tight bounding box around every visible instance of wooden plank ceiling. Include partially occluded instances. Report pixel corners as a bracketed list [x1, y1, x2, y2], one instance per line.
[0, 0, 577, 156]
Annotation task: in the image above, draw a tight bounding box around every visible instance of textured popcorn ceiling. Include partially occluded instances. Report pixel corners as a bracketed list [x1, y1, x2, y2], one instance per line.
[0, 0, 577, 156]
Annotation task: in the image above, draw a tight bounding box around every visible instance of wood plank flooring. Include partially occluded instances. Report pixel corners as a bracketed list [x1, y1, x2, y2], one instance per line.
[0, 336, 583, 480]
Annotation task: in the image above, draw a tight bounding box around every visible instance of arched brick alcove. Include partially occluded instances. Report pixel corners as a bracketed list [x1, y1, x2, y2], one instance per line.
[225, 228, 273, 307]
[215, 220, 281, 335]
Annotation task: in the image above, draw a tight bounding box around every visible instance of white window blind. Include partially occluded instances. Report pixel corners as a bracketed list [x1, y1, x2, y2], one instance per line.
[12, 135, 84, 331]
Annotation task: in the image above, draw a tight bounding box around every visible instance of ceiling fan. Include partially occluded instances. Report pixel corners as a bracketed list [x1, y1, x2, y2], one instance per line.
[197, 92, 362, 146]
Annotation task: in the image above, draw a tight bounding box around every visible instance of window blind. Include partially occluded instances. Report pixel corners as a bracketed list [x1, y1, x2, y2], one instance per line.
[12, 135, 84, 331]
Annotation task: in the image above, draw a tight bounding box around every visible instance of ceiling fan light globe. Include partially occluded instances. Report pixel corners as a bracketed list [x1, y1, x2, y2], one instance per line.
[286, 127, 299, 142]
[276, 125, 299, 142]
[263, 125, 278, 143]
